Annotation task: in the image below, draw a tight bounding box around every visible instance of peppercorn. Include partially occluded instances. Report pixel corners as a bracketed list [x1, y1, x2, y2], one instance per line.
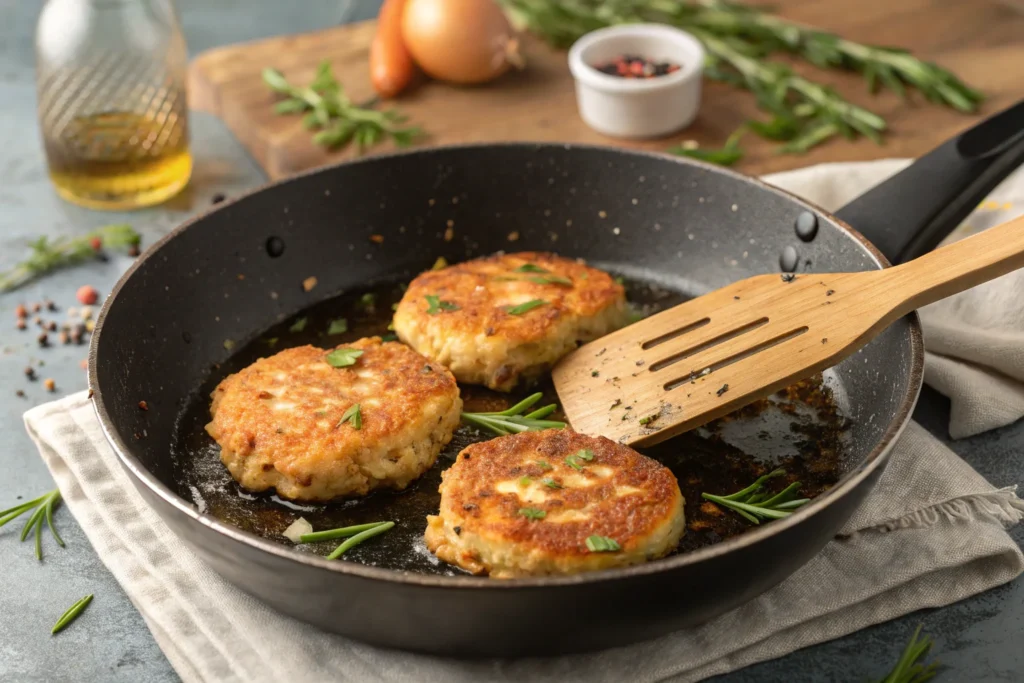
[138, 400, 149, 411]
[16, 319, 26, 330]
[31, 302, 41, 313]
[46, 320, 57, 332]
[15, 389, 25, 398]
[128, 244, 140, 257]
[77, 285, 99, 305]
[15, 304, 27, 318]
[90, 236, 102, 251]
[43, 378, 56, 392]
[59, 330, 70, 345]
[211, 193, 226, 204]
[37, 332, 49, 347]
[45, 299, 57, 311]
[24, 366, 36, 380]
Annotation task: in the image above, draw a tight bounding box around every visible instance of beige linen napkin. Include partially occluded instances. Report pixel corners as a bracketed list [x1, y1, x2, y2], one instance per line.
[23, 160, 1024, 683]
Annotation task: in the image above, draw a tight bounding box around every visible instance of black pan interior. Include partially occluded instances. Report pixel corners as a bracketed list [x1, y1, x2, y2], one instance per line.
[96, 144, 915, 577]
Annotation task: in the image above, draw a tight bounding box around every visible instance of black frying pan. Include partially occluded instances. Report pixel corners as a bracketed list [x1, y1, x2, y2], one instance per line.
[91, 101, 1024, 657]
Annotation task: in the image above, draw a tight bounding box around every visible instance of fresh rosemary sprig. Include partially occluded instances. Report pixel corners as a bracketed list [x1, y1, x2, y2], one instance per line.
[701, 468, 810, 524]
[502, 0, 981, 157]
[263, 61, 422, 153]
[0, 224, 140, 293]
[876, 624, 940, 683]
[461, 392, 567, 436]
[0, 489, 65, 560]
[52, 594, 94, 635]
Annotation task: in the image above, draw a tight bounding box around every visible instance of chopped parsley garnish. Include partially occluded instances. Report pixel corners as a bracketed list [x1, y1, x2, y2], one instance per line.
[381, 332, 398, 342]
[639, 413, 659, 426]
[591, 370, 599, 377]
[518, 507, 546, 520]
[504, 299, 547, 315]
[585, 535, 621, 552]
[327, 318, 348, 335]
[337, 403, 362, 430]
[565, 454, 585, 471]
[536, 460, 552, 471]
[289, 317, 308, 333]
[542, 477, 562, 489]
[425, 294, 459, 314]
[325, 348, 363, 368]
[514, 263, 548, 273]
[576, 448, 594, 461]
[358, 293, 376, 310]
[518, 476, 532, 487]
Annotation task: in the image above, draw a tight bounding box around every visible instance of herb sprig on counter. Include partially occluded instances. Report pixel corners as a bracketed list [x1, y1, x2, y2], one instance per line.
[876, 624, 940, 683]
[502, 0, 982, 162]
[461, 392, 567, 436]
[263, 61, 422, 153]
[0, 224, 140, 293]
[0, 489, 65, 560]
[701, 468, 809, 524]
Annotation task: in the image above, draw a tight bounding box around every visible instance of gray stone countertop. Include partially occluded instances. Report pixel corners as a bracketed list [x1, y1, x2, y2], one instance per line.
[0, 1, 1020, 681]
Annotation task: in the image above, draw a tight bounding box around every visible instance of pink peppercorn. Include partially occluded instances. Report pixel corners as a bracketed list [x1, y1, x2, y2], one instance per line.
[76, 285, 99, 305]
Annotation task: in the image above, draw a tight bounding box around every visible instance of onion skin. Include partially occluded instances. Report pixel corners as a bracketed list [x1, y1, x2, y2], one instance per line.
[371, 0, 417, 98]
[401, 0, 519, 85]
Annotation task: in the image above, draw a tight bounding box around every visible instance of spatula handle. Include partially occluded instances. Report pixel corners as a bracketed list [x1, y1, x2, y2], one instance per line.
[883, 213, 1024, 316]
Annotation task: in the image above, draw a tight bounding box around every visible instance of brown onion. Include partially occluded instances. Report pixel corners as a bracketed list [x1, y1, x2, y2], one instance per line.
[401, 0, 522, 85]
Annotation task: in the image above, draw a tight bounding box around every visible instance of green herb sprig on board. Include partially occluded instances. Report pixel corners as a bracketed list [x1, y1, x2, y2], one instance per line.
[701, 468, 810, 524]
[502, 0, 981, 163]
[461, 392, 567, 436]
[0, 224, 140, 293]
[52, 595, 93, 635]
[0, 489, 65, 560]
[263, 61, 422, 153]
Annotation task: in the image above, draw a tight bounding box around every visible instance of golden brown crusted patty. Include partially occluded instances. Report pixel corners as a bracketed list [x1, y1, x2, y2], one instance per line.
[393, 252, 628, 391]
[425, 429, 685, 578]
[206, 338, 462, 502]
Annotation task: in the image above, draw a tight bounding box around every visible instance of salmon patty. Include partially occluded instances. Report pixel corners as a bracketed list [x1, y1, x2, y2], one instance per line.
[393, 252, 628, 391]
[425, 429, 685, 578]
[206, 338, 462, 502]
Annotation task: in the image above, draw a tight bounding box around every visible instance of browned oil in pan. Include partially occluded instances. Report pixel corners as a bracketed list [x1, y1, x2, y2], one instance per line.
[171, 275, 848, 575]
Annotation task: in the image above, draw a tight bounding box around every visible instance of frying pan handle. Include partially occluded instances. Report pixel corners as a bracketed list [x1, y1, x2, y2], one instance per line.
[834, 98, 1024, 265]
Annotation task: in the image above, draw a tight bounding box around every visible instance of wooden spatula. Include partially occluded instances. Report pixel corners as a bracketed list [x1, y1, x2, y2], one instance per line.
[553, 214, 1024, 447]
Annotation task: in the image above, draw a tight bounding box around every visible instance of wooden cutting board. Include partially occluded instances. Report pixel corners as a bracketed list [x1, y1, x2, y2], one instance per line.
[188, 0, 1024, 180]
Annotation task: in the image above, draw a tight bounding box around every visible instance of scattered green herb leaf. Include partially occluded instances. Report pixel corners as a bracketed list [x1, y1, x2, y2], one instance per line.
[585, 535, 621, 553]
[300, 521, 390, 544]
[381, 333, 398, 342]
[504, 299, 547, 315]
[528, 275, 573, 286]
[432, 256, 448, 270]
[875, 624, 939, 683]
[325, 348, 363, 368]
[537, 460, 553, 471]
[519, 507, 546, 521]
[289, 317, 308, 333]
[358, 293, 376, 311]
[701, 469, 810, 524]
[565, 454, 585, 471]
[337, 403, 362, 430]
[265, 337, 279, 348]
[518, 476, 532, 487]
[425, 294, 459, 314]
[576, 448, 594, 461]
[514, 264, 548, 273]
[326, 521, 394, 560]
[639, 413, 659, 426]
[51, 594, 93, 635]
[327, 318, 348, 335]
[542, 477, 562, 489]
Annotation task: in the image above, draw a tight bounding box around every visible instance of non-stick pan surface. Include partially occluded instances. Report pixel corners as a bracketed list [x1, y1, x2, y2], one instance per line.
[91, 125, 1024, 655]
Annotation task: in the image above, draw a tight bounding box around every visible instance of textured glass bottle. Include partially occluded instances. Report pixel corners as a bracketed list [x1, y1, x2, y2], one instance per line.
[35, 0, 191, 210]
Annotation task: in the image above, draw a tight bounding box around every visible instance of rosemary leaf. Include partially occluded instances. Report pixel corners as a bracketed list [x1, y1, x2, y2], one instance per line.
[52, 594, 94, 635]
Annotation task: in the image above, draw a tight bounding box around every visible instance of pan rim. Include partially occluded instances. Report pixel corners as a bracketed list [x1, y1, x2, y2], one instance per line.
[90, 141, 925, 590]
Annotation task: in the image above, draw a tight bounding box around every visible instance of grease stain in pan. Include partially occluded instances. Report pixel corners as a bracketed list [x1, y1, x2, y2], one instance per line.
[170, 275, 848, 576]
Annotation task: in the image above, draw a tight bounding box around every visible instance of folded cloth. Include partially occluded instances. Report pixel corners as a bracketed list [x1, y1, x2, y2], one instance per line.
[767, 160, 1024, 439]
[23, 160, 1024, 682]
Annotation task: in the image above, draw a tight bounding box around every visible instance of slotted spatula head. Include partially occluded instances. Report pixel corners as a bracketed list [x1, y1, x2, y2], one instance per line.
[552, 214, 1024, 446]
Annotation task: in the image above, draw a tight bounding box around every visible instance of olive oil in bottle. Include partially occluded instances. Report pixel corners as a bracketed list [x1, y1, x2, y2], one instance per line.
[36, 0, 191, 210]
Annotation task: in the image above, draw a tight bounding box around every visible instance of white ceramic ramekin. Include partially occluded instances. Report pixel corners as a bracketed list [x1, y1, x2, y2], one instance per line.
[567, 24, 705, 139]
